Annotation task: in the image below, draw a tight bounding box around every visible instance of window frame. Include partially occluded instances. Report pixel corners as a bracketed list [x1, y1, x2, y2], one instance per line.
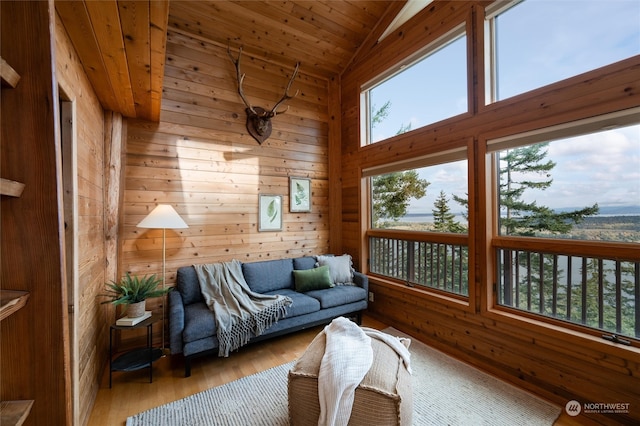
[484, 0, 640, 105]
[483, 108, 640, 342]
[355, 0, 639, 349]
[360, 23, 469, 147]
[363, 140, 476, 311]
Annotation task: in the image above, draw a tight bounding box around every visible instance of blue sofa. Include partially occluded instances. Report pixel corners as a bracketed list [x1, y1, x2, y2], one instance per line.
[169, 256, 368, 376]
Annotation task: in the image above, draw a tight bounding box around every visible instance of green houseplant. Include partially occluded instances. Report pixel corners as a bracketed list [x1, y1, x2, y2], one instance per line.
[101, 273, 171, 318]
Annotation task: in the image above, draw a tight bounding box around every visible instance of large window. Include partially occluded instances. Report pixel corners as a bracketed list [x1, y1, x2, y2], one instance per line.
[371, 161, 468, 233]
[363, 29, 467, 145]
[491, 113, 640, 339]
[486, 0, 640, 102]
[360, 1, 639, 342]
[496, 124, 640, 242]
[366, 154, 470, 297]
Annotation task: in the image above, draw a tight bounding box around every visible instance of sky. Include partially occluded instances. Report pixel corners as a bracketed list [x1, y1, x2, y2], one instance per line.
[370, 0, 640, 215]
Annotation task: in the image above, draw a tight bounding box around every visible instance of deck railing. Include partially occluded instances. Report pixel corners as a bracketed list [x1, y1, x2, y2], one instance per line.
[497, 249, 639, 339]
[369, 234, 638, 340]
[369, 235, 469, 296]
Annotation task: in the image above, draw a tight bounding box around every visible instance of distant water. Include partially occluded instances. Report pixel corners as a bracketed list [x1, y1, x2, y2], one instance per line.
[400, 207, 640, 223]
[400, 214, 640, 222]
[401, 213, 467, 223]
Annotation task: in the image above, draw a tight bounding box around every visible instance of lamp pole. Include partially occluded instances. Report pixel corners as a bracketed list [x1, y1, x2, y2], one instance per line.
[161, 226, 167, 354]
[137, 204, 188, 355]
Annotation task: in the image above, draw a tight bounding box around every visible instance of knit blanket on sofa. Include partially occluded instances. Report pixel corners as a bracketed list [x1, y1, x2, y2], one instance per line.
[194, 260, 292, 357]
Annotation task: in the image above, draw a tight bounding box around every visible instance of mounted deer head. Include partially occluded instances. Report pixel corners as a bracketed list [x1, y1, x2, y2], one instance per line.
[228, 46, 300, 144]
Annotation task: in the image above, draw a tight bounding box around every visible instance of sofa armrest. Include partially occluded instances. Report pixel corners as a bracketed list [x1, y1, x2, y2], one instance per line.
[353, 271, 368, 293]
[168, 289, 185, 354]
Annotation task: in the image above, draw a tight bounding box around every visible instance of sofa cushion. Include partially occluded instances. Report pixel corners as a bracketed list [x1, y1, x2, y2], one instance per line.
[293, 256, 317, 270]
[316, 254, 355, 285]
[293, 266, 333, 292]
[176, 266, 204, 305]
[304, 285, 367, 309]
[263, 289, 321, 317]
[242, 258, 295, 293]
[183, 302, 216, 343]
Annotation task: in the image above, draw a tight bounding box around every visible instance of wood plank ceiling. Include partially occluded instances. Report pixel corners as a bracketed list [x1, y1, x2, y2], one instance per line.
[55, 0, 399, 122]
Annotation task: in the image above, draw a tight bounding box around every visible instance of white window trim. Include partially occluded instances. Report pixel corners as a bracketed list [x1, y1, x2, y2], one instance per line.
[362, 146, 467, 178]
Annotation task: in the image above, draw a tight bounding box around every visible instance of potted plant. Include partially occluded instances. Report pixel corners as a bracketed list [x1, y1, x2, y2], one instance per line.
[101, 273, 171, 318]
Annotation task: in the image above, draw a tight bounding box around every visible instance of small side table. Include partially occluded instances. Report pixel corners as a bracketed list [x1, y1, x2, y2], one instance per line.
[109, 313, 162, 388]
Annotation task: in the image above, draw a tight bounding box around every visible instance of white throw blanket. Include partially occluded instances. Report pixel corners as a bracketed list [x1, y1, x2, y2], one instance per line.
[318, 317, 373, 426]
[317, 318, 413, 426]
[194, 260, 291, 357]
[361, 326, 412, 374]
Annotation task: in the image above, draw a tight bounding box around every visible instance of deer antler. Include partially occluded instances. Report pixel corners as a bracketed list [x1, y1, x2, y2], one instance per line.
[269, 62, 300, 116]
[227, 44, 301, 144]
[227, 46, 258, 115]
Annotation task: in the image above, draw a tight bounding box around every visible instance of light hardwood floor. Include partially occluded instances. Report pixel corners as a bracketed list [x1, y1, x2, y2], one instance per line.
[87, 315, 598, 425]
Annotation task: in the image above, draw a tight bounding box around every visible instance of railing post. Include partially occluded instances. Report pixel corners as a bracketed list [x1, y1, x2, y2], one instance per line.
[635, 262, 640, 338]
[502, 249, 513, 306]
[407, 241, 415, 285]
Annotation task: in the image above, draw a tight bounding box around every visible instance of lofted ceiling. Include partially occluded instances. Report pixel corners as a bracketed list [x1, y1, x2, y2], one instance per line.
[56, 0, 402, 122]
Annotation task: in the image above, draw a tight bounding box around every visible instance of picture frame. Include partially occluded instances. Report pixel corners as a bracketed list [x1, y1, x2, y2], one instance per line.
[289, 177, 311, 212]
[259, 194, 283, 231]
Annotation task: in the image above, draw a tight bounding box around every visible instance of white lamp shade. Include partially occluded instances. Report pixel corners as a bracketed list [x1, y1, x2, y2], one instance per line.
[137, 204, 189, 229]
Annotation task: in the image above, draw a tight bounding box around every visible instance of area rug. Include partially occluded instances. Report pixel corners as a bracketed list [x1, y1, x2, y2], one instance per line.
[126, 327, 561, 425]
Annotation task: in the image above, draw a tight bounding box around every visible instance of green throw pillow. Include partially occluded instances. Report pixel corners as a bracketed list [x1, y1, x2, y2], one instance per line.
[293, 266, 334, 292]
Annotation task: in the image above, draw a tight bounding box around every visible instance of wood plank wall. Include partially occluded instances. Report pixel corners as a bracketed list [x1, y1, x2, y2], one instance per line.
[119, 28, 331, 348]
[340, 1, 640, 424]
[54, 11, 113, 426]
[1, 1, 71, 425]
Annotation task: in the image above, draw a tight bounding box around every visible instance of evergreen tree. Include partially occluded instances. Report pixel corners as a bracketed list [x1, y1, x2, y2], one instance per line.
[574, 259, 637, 336]
[370, 102, 426, 227]
[490, 142, 607, 333]
[427, 191, 469, 294]
[499, 143, 599, 236]
[432, 190, 466, 233]
[372, 171, 428, 226]
[452, 193, 469, 221]
[396, 122, 412, 135]
[371, 101, 391, 128]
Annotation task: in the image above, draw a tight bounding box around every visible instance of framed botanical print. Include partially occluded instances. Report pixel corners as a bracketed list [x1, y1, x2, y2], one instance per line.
[259, 194, 282, 231]
[290, 177, 311, 212]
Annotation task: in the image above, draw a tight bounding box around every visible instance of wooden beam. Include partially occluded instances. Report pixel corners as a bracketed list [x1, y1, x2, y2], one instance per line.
[84, 0, 136, 117]
[103, 112, 125, 283]
[118, 1, 152, 120]
[55, 1, 121, 113]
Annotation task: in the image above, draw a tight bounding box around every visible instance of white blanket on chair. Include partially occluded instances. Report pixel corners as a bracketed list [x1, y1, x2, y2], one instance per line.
[317, 319, 414, 426]
[318, 317, 373, 426]
[361, 327, 412, 374]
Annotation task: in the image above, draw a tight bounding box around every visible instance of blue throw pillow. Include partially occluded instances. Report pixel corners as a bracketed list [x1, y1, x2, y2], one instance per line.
[293, 266, 334, 292]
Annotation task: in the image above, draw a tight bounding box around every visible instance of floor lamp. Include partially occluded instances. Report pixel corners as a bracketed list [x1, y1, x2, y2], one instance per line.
[137, 204, 188, 355]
